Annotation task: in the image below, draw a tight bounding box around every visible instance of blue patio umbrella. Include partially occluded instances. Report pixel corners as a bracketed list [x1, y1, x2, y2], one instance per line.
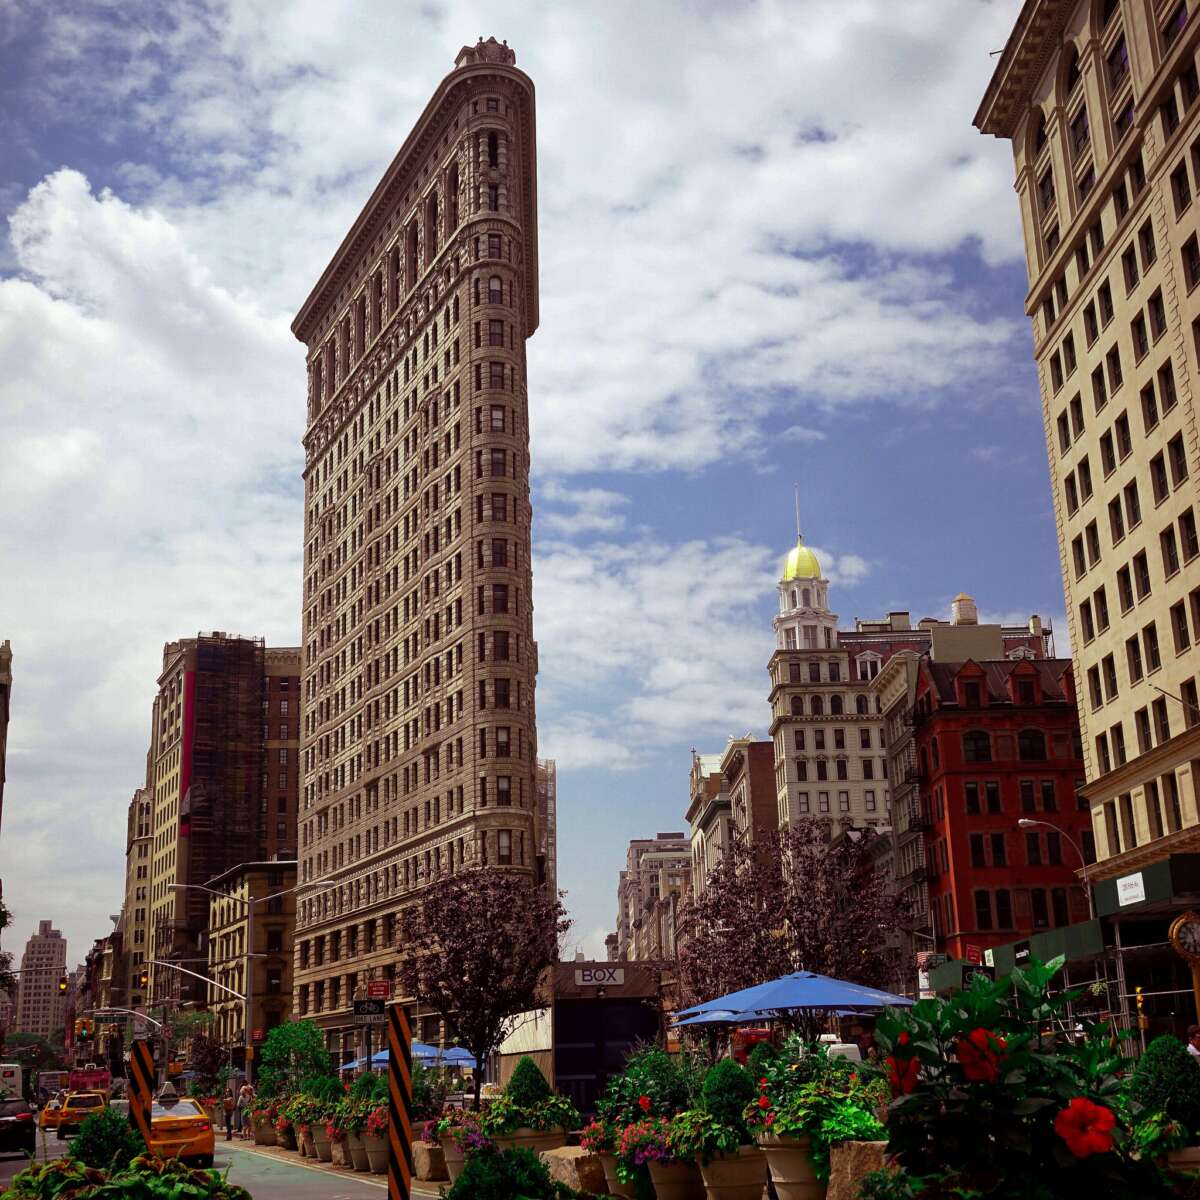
[673, 1009, 767, 1027]
[338, 1056, 365, 1072]
[438, 1047, 478, 1067]
[676, 972, 914, 1018]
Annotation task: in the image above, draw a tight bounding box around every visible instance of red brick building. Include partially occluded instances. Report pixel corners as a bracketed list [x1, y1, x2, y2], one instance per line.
[915, 657, 1091, 960]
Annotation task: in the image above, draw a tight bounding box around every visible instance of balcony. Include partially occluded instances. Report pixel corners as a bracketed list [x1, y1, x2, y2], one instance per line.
[904, 804, 932, 833]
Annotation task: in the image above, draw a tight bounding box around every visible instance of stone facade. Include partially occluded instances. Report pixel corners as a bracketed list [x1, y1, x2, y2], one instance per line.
[977, 1, 1200, 880]
[290, 39, 546, 1056]
[15, 920, 66, 1038]
[124, 788, 152, 1000]
[613, 833, 689, 961]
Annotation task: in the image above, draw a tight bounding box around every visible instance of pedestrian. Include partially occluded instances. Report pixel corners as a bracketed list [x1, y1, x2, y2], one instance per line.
[221, 1086, 235, 1141]
[1186, 1025, 1200, 1062]
[237, 1081, 254, 1139]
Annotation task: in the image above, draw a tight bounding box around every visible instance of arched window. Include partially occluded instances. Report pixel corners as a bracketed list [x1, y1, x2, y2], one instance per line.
[830, 695, 844, 715]
[792, 589, 799, 608]
[963, 731, 992, 763]
[802, 588, 811, 607]
[487, 131, 499, 168]
[1033, 110, 1048, 154]
[488, 275, 503, 304]
[448, 163, 459, 230]
[790, 696, 804, 716]
[1064, 46, 1082, 97]
[855, 695, 869, 715]
[811, 695, 824, 716]
[1018, 729, 1048, 761]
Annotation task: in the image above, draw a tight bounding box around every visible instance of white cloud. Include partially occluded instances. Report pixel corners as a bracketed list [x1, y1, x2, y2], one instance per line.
[537, 481, 631, 536]
[780, 425, 827, 443]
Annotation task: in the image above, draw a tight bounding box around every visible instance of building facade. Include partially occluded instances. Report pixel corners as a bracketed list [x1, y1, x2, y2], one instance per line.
[290, 37, 545, 1057]
[145, 634, 300, 1006]
[205, 861, 296, 1068]
[613, 833, 690, 961]
[769, 533, 1052, 837]
[15, 921, 66, 1038]
[686, 752, 729, 900]
[124, 788, 152, 1003]
[915, 657, 1091, 960]
[977, 2, 1200, 894]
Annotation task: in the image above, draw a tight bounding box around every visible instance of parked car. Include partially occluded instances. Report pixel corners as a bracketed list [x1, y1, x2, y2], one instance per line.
[0, 1099, 37, 1156]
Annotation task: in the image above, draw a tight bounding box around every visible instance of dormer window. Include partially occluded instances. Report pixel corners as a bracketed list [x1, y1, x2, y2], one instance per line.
[962, 680, 982, 707]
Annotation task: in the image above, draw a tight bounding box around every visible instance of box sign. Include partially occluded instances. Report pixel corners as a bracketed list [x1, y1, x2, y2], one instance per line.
[575, 967, 624, 987]
[1117, 872, 1146, 907]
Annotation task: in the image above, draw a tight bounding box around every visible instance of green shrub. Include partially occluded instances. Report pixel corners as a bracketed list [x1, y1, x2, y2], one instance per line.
[700, 1058, 755, 1135]
[302, 1074, 346, 1106]
[67, 1106, 144, 1170]
[7, 1155, 253, 1199]
[412, 1061, 449, 1120]
[597, 1044, 704, 1125]
[349, 1072, 388, 1104]
[443, 1145, 577, 1200]
[745, 1041, 779, 1082]
[1127, 1034, 1200, 1133]
[506, 1056, 552, 1108]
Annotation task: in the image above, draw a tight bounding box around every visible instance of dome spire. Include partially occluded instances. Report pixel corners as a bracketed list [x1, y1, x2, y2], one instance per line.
[781, 487, 821, 581]
[794, 482, 802, 542]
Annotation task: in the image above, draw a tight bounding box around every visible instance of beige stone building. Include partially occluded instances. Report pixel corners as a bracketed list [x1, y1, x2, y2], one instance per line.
[612, 834, 690, 962]
[125, 788, 152, 999]
[205, 861, 296, 1063]
[290, 38, 547, 1055]
[15, 920, 66, 1038]
[977, 2, 1200, 888]
[685, 752, 728, 900]
[145, 634, 300, 1007]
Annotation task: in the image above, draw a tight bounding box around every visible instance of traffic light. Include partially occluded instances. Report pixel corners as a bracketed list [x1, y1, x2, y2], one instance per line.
[77, 1017, 93, 1043]
[1136, 985, 1149, 1031]
[138, 970, 149, 990]
[57, 975, 68, 995]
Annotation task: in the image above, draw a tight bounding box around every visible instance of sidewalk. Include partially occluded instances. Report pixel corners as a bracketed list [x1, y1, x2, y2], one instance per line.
[222, 1137, 444, 1197]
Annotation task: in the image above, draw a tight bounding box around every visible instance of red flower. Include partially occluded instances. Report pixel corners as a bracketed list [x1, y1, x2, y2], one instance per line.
[638, 1095, 651, 1113]
[757, 1095, 771, 1109]
[954, 1028, 1006, 1084]
[897, 1031, 910, 1047]
[759, 1078, 768, 1088]
[886, 1054, 919, 1097]
[1055, 1098, 1116, 1158]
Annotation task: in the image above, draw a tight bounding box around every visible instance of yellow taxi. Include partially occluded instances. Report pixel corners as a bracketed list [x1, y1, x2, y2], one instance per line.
[54, 1092, 108, 1138]
[38, 1094, 64, 1131]
[148, 1097, 214, 1168]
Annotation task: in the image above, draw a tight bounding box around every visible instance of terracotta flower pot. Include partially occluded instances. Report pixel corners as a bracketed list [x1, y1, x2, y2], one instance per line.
[758, 1134, 824, 1200]
[697, 1145, 768, 1199]
[348, 1131, 370, 1171]
[598, 1153, 638, 1199]
[277, 1126, 297, 1151]
[441, 1137, 466, 1183]
[1168, 1145, 1200, 1176]
[364, 1131, 389, 1174]
[253, 1119, 277, 1147]
[310, 1125, 332, 1162]
[493, 1125, 566, 1154]
[332, 1136, 353, 1167]
[647, 1158, 706, 1200]
[299, 1126, 316, 1158]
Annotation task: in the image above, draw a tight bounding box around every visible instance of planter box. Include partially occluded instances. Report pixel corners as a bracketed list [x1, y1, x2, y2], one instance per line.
[310, 1127, 332, 1162]
[299, 1127, 317, 1159]
[758, 1134, 824, 1200]
[364, 1132, 390, 1175]
[697, 1145, 768, 1200]
[331, 1137, 354, 1167]
[541, 1146, 607, 1196]
[441, 1137, 466, 1183]
[493, 1126, 566, 1155]
[277, 1126, 297, 1151]
[647, 1159, 706, 1200]
[252, 1120, 277, 1147]
[347, 1131, 370, 1171]
[1168, 1145, 1200, 1176]
[598, 1153, 638, 1199]
[827, 1140, 887, 1200]
[414, 1140, 447, 1181]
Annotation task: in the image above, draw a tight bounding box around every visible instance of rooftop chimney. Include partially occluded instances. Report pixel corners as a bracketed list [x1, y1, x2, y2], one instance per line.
[951, 593, 978, 626]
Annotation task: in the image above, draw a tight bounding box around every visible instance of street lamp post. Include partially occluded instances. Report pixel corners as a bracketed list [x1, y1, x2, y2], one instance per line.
[169, 871, 341, 1080]
[1017, 818, 1096, 921]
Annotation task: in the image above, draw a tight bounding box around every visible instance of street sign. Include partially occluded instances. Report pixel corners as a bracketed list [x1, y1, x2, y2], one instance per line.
[575, 966, 624, 986]
[368, 980, 390, 999]
[354, 998, 386, 1025]
[252, 1028, 265, 1043]
[967, 965, 995, 984]
[964, 944, 982, 965]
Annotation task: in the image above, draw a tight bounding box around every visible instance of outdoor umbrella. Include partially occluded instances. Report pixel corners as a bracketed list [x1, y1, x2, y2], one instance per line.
[338, 1056, 365, 1072]
[438, 1047, 478, 1067]
[672, 1009, 765, 1027]
[676, 971, 914, 1018]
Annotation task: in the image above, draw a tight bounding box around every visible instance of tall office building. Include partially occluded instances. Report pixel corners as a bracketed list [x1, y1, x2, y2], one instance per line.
[145, 634, 300, 1005]
[15, 921, 66, 1038]
[124, 787, 152, 1002]
[769, 532, 1050, 835]
[291, 38, 543, 1056]
[977, 5, 1200, 903]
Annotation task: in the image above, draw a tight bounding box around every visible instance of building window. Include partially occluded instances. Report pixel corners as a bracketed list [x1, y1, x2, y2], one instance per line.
[1017, 729, 1047, 761]
[963, 731, 992, 763]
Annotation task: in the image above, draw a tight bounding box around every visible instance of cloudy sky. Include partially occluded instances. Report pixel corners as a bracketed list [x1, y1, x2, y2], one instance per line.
[0, 0, 1065, 967]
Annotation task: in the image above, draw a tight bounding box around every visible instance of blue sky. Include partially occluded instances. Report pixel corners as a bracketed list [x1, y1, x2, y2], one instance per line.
[0, 0, 1065, 964]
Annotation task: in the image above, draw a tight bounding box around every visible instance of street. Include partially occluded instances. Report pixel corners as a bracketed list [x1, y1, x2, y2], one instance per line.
[0, 1129, 443, 1199]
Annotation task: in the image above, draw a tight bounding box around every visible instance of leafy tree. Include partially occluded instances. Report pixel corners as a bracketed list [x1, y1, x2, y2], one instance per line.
[189, 1033, 227, 1096]
[0, 900, 18, 1055]
[1127, 1035, 1200, 1133]
[6, 1032, 69, 1073]
[676, 818, 908, 1020]
[166, 1009, 214, 1053]
[396, 867, 570, 1110]
[257, 1020, 331, 1098]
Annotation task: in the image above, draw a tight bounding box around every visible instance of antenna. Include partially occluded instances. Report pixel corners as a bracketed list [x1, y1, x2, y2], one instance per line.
[793, 484, 802, 541]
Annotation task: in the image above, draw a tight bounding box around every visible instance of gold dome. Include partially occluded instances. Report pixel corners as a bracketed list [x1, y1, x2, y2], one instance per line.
[782, 539, 821, 581]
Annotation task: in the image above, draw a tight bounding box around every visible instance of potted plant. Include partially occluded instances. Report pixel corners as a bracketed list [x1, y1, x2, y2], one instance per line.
[620, 1115, 704, 1199]
[435, 1107, 491, 1182]
[341, 1099, 370, 1171]
[251, 1101, 278, 1146]
[671, 1059, 767, 1200]
[274, 1104, 297, 1152]
[858, 955, 1177, 1198]
[364, 1105, 389, 1174]
[743, 1037, 884, 1200]
[480, 1056, 578, 1153]
[581, 1117, 635, 1199]
[1125, 1034, 1200, 1174]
